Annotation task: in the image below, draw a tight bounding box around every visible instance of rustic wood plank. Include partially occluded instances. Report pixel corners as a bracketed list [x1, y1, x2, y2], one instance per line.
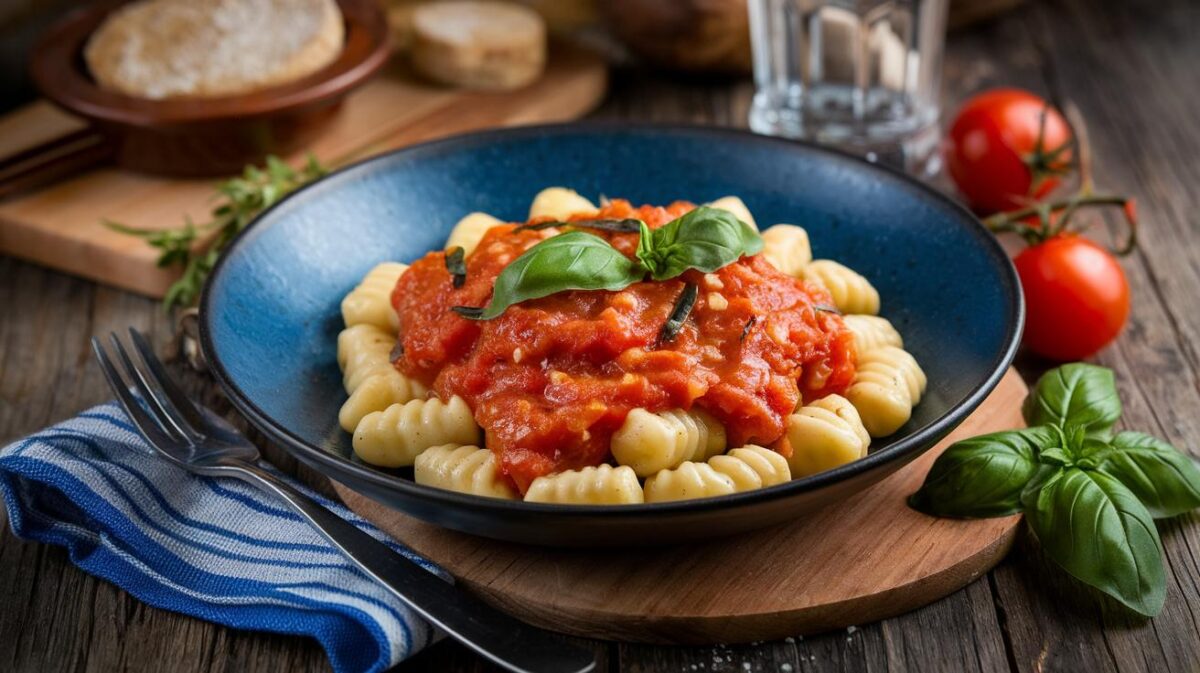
[0, 256, 334, 673]
[972, 1, 1200, 672]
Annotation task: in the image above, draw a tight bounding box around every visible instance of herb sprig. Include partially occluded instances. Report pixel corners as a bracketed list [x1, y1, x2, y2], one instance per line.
[106, 155, 327, 310]
[452, 206, 761, 321]
[910, 363, 1200, 616]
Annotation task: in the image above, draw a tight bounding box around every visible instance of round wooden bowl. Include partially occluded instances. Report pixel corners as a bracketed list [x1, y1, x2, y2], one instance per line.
[28, 0, 391, 177]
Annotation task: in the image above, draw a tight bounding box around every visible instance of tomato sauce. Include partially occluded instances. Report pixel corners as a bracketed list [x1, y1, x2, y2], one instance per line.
[393, 200, 857, 492]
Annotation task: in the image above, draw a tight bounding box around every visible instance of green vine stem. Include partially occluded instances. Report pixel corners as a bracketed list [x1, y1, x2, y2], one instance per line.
[984, 100, 1139, 257]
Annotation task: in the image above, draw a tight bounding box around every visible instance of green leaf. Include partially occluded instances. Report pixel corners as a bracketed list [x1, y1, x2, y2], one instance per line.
[636, 206, 763, 280]
[455, 231, 644, 320]
[1023, 467, 1165, 616]
[1039, 447, 1073, 467]
[1023, 363, 1122, 438]
[908, 426, 1055, 518]
[1095, 431, 1200, 518]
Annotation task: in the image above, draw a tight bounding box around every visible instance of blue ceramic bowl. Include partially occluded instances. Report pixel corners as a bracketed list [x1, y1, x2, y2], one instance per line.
[200, 124, 1022, 546]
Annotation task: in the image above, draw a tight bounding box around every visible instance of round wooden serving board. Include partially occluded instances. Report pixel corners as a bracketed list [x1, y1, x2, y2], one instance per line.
[333, 369, 1027, 644]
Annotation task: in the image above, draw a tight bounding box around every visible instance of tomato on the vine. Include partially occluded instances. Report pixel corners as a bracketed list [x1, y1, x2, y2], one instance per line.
[1015, 235, 1130, 361]
[945, 88, 1073, 214]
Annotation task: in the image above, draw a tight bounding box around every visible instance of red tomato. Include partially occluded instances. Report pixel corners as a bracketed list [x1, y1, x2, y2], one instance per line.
[945, 88, 1073, 214]
[1015, 235, 1130, 361]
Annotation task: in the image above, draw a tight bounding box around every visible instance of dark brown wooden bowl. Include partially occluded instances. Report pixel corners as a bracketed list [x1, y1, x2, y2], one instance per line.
[26, 0, 391, 178]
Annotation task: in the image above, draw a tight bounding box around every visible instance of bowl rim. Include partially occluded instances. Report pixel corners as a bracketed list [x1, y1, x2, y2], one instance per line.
[199, 121, 1025, 518]
[29, 0, 392, 126]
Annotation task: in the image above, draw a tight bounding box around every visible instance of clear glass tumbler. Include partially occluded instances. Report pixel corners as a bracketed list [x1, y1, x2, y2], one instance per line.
[748, 0, 949, 175]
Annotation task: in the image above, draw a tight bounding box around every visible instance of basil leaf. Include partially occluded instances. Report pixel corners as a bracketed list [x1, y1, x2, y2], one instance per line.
[908, 426, 1054, 518]
[1023, 363, 1122, 438]
[1023, 467, 1165, 616]
[636, 206, 763, 280]
[1095, 431, 1200, 518]
[455, 231, 643, 320]
[1021, 463, 1064, 501]
[1041, 424, 1085, 465]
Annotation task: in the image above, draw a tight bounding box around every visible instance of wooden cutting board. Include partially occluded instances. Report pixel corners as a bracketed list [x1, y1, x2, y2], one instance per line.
[0, 45, 607, 297]
[333, 369, 1027, 644]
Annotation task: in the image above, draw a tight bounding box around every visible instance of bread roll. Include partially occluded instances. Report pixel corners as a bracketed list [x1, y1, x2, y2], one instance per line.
[411, 1, 546, 90]
[85, 0, 344, 99]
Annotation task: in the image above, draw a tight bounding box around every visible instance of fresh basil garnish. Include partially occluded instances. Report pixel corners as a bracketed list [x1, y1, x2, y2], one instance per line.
[1096, 432, 1200, 518]
[1022, 363, 1121, 438]
[445, 246, 467, 288]
[1022, 467, 1165, 616]
[636, 206, 762, 280]
[910, 364, 1200, 617]
[454, 231, 641, 320]
[454, 206, 762, 321]
[908, 426, 1054, 518]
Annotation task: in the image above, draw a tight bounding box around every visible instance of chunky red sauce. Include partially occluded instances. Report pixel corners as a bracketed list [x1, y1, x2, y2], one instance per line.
[393, 200, 857, 492]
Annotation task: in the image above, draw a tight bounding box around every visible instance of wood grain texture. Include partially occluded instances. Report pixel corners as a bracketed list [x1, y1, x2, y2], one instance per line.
[2, 0, 1200, 671]
[982, 1, 1200, 671]
[333, 372, 1026, 645]
[0, 43, 606, 298]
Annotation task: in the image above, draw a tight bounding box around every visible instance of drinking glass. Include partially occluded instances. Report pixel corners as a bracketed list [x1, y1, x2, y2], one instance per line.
[748, 0, 949, 175]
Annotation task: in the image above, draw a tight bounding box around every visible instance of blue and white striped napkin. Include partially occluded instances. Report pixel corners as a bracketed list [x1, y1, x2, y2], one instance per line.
[0, 402, 443, 673]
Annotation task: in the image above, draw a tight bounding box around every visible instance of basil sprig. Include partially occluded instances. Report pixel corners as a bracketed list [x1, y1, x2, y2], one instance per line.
[910, 363, 1200, 617]
[451, 231, 641, 320]
[454, 206, 760, 320]
[635, 207, 763, 280]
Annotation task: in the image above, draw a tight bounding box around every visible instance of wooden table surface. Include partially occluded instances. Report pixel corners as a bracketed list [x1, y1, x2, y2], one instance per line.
[3, 0, 1199, 671]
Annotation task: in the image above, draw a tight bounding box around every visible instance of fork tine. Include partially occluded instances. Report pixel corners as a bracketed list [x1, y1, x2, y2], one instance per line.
[91, 337, 180, 453]
[108, 333, 189, 445]
[128, 328, 211, 438]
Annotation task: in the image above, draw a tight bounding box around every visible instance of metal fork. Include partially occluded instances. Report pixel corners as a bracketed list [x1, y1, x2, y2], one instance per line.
[92, 328, 595, 673]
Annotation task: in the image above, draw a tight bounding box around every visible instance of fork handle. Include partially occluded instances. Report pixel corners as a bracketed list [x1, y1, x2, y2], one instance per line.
[225, 462, 595, 673]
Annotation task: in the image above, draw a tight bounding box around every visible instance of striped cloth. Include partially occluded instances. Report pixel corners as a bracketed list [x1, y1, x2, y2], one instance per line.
[0, 402, 442, 673]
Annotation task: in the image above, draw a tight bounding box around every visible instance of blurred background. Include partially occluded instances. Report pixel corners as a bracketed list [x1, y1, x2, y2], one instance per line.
[0, 0, 1024, 114]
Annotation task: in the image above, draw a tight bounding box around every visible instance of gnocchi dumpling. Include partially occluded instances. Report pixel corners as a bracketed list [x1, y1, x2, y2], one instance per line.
[610, 408, 726, 478]
[341, 262, 407, 333]
[708, 445, 791, 491]
[760, 224, 812, 277]
[787, 394, 871, 478]
[336, 324, 427, 431]
[524, 464, 644, 505]
[846, 346, 927, 437]
[802, 260, 880, 315]
[843, 314, 903, 354]
[643, 461, 734, 502]
[352, 395, 479, 468]
[414, 444, 517, 499]
[643, 446, 790, 503]
[706, 195, 757, 229]
[528, 187, 597, 221]
[445, 212, 503, 255]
